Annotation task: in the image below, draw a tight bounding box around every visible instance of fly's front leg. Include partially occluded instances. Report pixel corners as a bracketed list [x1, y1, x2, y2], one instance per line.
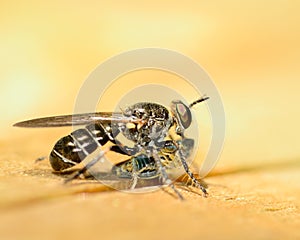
[129, 157, 139, 190]
[152, 150, 184, 200]
[178, 149, 208, 197]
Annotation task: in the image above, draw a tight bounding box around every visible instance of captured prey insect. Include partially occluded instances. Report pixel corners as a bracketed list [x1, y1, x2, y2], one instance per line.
[14, 96, 209, 199]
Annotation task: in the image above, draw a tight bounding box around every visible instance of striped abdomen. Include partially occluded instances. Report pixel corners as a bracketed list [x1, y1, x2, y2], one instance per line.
[49, 123, 116, 171]
[111, 154, 158, 179]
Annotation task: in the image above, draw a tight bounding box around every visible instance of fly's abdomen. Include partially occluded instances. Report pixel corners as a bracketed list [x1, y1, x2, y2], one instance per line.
[49, 123, 114, 171]
[50, 134, 86, 171]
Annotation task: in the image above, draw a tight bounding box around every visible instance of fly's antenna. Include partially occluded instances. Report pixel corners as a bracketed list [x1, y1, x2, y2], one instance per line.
[189, 96, 209, 108]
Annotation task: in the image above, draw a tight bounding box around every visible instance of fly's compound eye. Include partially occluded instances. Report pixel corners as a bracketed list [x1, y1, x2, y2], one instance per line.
[171, 100, 192, 130]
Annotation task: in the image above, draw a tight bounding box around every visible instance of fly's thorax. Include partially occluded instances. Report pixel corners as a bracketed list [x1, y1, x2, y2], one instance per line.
[119, 102, 173, 146]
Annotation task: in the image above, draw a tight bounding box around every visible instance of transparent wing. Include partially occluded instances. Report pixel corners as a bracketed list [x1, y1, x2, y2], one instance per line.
[13, 112, 140, 128]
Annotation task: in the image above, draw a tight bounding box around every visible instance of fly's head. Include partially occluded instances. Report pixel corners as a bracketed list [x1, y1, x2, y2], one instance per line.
[170, 96, 209, 136]
[170, 100, 192, 136]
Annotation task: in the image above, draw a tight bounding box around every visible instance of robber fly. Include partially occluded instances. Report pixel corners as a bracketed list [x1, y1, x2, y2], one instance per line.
[14, 97, 209, 199]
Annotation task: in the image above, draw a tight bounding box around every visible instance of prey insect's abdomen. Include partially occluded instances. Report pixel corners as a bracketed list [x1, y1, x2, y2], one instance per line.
[112, 154, 158, 179]
[50, 123, 116, 171]
[111, 140, 181, 179]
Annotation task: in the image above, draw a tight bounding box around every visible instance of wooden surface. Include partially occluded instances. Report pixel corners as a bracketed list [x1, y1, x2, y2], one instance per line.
[0, 135, 299, 240]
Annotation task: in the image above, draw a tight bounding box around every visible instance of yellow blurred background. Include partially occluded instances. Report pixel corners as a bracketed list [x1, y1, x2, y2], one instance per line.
[1, 0, 300, 169]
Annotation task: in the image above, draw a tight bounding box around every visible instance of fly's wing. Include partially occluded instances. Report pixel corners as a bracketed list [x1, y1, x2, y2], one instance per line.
[13, 112, 140, 128]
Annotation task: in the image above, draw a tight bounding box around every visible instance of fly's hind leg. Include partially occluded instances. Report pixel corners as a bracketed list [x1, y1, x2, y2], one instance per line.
[64, 147, 111, 184]
[35, 156, 47, 163]
[152, 150, 184, 200]
[110, 143, 140, 189]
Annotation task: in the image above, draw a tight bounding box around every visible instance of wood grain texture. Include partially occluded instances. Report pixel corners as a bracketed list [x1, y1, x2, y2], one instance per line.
[0, 136, 299, 240]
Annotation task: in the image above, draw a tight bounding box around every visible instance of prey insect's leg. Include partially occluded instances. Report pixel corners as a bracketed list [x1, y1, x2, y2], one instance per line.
[152, 150, 184, 200]
[178, 149, 208, 197]
[64, 147, 111, 184]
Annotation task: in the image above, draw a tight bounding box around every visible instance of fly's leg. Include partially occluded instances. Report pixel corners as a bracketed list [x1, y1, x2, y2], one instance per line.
[178, 149, 208, 197]
[110, 141, 138, 156]
[110, 143, 139, 189]
[35, 156, 47, 163]
[64, 147, 111, 184]
[152, 150, 184, 200]
[130, 159, 138, 190]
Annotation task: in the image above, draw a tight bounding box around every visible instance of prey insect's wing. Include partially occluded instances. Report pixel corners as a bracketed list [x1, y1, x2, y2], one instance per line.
[13, 112, 140, 128]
